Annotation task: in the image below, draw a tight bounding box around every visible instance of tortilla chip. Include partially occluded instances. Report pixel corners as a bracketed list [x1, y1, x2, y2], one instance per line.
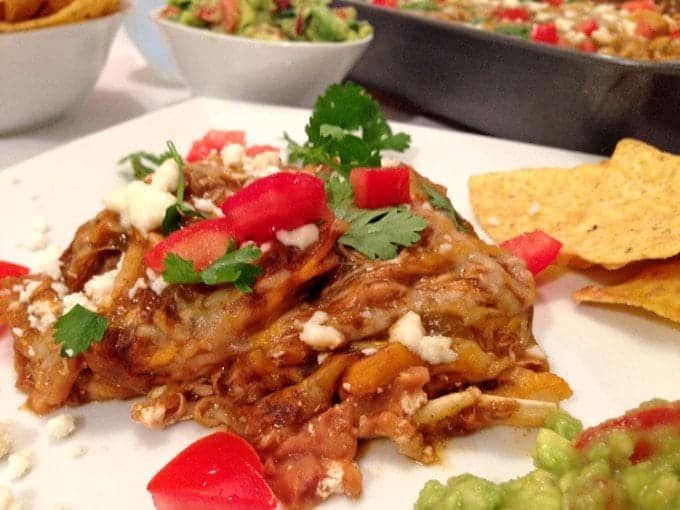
[3, 0, 44, 22]
[468, 139, 680, 269]
[573, 257, 680, 324]
[0, 0, 118, 32]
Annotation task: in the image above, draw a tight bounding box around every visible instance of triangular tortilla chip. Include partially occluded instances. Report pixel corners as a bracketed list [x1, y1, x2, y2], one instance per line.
[573, 257, 680, 323]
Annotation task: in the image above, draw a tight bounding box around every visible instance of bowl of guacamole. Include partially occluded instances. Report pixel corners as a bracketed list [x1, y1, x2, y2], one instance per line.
[153, 0, 373, 105]
[415, 400, 680, 510]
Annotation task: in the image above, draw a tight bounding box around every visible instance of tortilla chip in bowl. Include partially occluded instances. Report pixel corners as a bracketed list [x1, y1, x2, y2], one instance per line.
[0, 0, 124, 133]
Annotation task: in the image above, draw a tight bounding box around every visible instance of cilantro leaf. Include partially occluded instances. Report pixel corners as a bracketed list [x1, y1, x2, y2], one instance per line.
[161, 141, 206, 236]
[54, 304, 109, 358]
[421, 182, 468, 232]
[162, 241, 263, 292]
[400, 1, 440, 9]
[339, 207, 428, 260]
[286, 82, 411, 177]
[118, 150, 172, 180]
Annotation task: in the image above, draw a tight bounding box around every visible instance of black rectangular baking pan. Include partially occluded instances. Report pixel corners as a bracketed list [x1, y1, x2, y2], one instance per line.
[336, 0, 680, 155]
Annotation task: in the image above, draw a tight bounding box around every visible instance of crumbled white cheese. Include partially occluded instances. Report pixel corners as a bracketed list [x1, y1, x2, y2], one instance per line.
[191, 197, 224, 218]
[260, 242, 272, 254]
[71, 445, 87, 458]
[621, 19, 637, 36]
[275, 224, 319, 250]
[150, 158, 179, 192]
[243, 150, 281, 177]
[26, 347, 35, 358]
[527, 201, 541, 216]
[27, 300, 57, 333]
[535, 11, 552, 22]
[83, 257, 123, 307]
[502, 0, 520, 7]
[316, 462, 345, 499]
[486, 216, 501, 227]
[0, 424, 11, 460]
[565, 30, 587, 45]
[592, 27, 615, 44]
[554, 17, 574, 32]
[438, 243, 453, 254]
[361, 347, 378, 356]
[13, 281, 41, 304]
[22, 219, 50, 251]
[146, 268, 168, 296]
[525, 1, 547, 11]
[30, 244, 62, 280]
[104, 181, 176, 236]
[342, 382, 351, 392]
[400, 391, 427, 416]
[10, 328, 23, 338]
[389, 311, 458, 364]
[138, 403, 167, 427]
[50, 282, 69, 298]
[62, 292, 96, 314]
[127, 277, 148, 299]
[317, 352, 330, 364]
[45, 414, 76, 440]
[0, 486, 20, 510]
[300, 311, 344, 350]
[380, 157, 401, 168]
[5, 452, 31, 480]
[220, 143, 245, 167]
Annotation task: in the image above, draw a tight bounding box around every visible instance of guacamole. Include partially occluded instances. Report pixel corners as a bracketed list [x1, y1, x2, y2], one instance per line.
[415, 400, 680, 510]
[160, 0, 372, 42]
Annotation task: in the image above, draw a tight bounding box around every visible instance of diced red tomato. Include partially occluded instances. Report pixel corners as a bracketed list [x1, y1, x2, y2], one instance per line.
[147, 432, 277, 510]
[495, 7, 529, 21]
[372, 0, 397, 7]
[574, 402, 680, 463]
[220, 172, 329, 244]
[144, 218, 235, 274]
[531, 23, 558, 45]
[197, 5, 220, 22]
[671, 29, 680, 38]
[349, 167, 411, 209]
[575, 18, 598, 36]
[219, 0, 240, 32]
[499, 230, 562, 275]
[245, 145, 280, 158]
[186, 130, 247, 163]
[578, 38, 597, 52]
[635, 19, 654, 39]
[0, 261, 29, 280]
[545, 0, 562, 6]
[159, 5, 180, 17]
[620, 0, 655, 11]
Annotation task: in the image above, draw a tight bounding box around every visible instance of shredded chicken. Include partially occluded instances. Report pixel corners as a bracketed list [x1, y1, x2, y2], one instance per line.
[0, 159, 571, 509]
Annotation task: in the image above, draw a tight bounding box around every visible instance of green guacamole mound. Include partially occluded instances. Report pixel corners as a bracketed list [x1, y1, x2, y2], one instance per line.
[415, 404, 680, 510]
[163, 0, 372, 42]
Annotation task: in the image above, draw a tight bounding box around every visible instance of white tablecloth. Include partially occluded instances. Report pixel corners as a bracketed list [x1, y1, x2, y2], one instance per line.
[0, 30, 448, 171]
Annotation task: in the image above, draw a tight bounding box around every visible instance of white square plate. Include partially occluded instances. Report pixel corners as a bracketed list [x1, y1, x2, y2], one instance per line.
[1, 97, 678, 510]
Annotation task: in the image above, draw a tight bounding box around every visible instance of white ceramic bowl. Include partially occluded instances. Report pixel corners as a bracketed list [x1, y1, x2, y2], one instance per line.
[0, 10, 124, 134]
[154, 12, 372, 106]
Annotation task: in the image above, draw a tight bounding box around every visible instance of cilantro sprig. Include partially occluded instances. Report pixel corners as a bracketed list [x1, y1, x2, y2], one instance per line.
[54, 304, 109, 358]
[118, 150, 172, 180]
[421, 182, 468, 232]
[162, 241, 263, 293]
[286, 82, 411, 178]
[325, 175, 427, 259]
[161, 141, 206, 236]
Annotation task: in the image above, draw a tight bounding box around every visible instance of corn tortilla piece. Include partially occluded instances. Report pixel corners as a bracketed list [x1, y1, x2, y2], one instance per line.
[573, 256, 680, 324]
[468, 139, 680, 269]
[0, 0, 119, 32]
[2, 0, 44, 22]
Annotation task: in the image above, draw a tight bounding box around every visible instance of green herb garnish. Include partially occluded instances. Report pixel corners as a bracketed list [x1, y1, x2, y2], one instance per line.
[286, 82, 411, 178]
[162, 241, 263, 293]
[118, 150, 172, 180]
[400, 1, 440, 10]
[325, 174, 427, 259]
[421, 182, 467, 232]
[161, 141, 205, 236]
[494, 25, 530, 39]
[54, 304, 109, 358]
